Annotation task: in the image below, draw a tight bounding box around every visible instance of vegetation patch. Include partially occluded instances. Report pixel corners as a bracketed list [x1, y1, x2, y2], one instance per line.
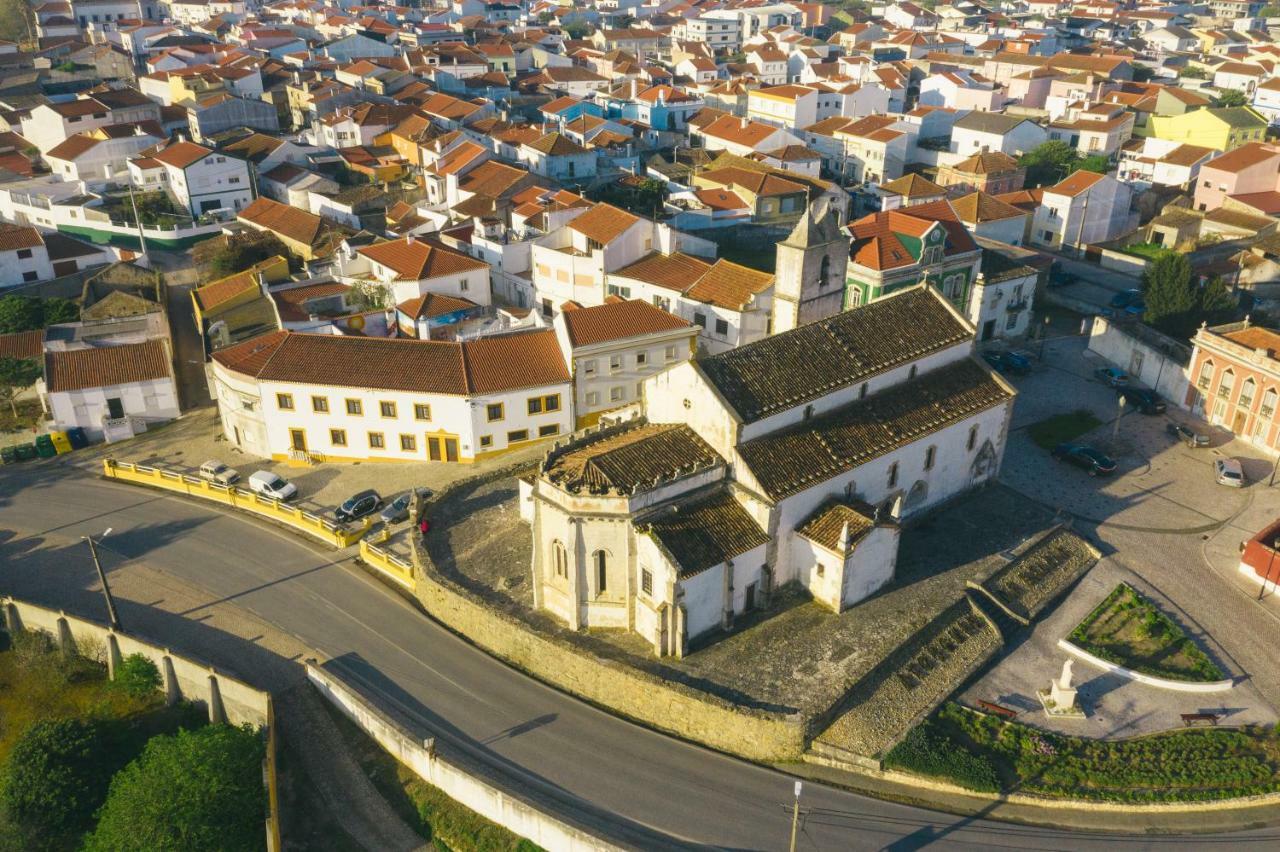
[1120, 242, 1168, 261]
[1026, 410, 1102, 450]
[322, 698, 544, 852]
[886, 702, 1280, 802]
[1069, 583, 1224, 683]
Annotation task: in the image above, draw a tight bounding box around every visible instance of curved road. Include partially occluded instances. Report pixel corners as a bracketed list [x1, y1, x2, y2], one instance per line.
[1, 466, 1277, 851]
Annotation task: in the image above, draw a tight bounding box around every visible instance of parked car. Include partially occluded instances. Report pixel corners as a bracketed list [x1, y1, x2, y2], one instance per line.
[1215, 458, 1246, 488]
[248, 470, 297, 501]
[1167, 422, 1210, 448]
[1109, 288, 1142, 309]
[198, 460, 239, 485]
[379, 488, 433, 524]
[1051, 443, 1118, 476]
[1119, 387, 1165, 415]
[336, 489, 382, 522]
[983, 351, 1031, 375]
[1094, 367, 1129, 387]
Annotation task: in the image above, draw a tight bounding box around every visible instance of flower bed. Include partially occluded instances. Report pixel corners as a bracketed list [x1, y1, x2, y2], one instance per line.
[1069, 583, 1223, 683]
[885, 703, 1280, 802]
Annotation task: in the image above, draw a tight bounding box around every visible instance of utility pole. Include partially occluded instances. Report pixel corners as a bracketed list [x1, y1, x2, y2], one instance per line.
[1112, 394, 1126, 445]
[84, 529, 121, 631]
[126, 179, 149, 264]
[788, 781, 802, 852]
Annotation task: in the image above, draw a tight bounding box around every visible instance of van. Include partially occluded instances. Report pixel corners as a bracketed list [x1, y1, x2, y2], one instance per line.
[249, 470, 298, 501]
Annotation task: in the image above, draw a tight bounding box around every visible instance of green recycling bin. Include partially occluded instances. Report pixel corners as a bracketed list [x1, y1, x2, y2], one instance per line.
[1, 446, 16, 465]
[34, 434, 56, 458]
[14, 443, 36, 461]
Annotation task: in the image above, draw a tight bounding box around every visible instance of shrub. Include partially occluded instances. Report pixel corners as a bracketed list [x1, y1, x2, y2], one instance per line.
[0, 719, 123, 845]
[884, 724, 1000, 792]
[84, 724, 265, 852]
[111, 654, 160, 698]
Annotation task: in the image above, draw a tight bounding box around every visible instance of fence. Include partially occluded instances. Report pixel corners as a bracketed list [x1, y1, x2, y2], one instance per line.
[102, 459, 369, 549]
[358, 539, 415, 590]
[306, 661, 620, 851]
[1, 596, 280, 850]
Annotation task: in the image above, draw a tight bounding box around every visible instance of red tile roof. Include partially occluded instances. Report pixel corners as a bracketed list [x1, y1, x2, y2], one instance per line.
[561, 299, 692, 347]
[45, 340, 171, 393]
[357, 238, 487, 281]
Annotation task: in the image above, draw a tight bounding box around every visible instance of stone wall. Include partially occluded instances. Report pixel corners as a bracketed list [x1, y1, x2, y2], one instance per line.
[412, 463, 808, 762]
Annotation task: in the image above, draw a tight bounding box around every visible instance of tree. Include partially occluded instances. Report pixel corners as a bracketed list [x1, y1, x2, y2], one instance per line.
[1215, 89, 1249, 108]
[1018, 140, 1080, 188]
[0, 357, 40, 418]
[1132, 65, 1156, 83]
[41, 297, 78, 325]
[1196, 275, 1237, 326]
[111, 654, 161, 698]
[0, 719, 123, 845]
[563, 21, 590, 39]
[0, 295, 42, 334]
[1180, 65, 1207, 80]
[1143, 251, 1199, 338]
[193, 231, 290, 279]
[1073, 154, 1111, 176]
[84, 725, 266, 852]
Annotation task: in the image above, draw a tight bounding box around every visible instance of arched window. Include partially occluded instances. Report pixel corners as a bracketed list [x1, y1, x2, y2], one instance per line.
[552, 540, 567, 578]
[594, 550, 607, 593]
[1218, 369, 1235, 400]
[819, 254, 831, 288]
[1262, 388, 1278, 418]
[1241, 378, 1257, 408]
[1198, 359, 1214, 390]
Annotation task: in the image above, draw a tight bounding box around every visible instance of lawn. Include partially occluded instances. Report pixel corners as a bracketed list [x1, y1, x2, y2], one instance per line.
[1120, 242, 1168, 261]
[321, 698, 544, 852]
[1026, 410, 1103, 450]
[1069, 583, 1223, 683]
[886, 702, 1280, 802]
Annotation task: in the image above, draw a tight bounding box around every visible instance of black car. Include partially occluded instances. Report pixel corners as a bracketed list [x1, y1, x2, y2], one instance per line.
[982, 351, 1031, 376]
[1119, 387, 1165, 415]
[336, 489, 383, 522]
[1167, 421, 1210, 448]
[1051, 443, 1117, 476]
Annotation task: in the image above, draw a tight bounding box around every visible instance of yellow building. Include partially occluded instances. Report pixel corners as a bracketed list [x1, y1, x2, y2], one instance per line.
[1149, 106, 1269, 152]
[190, 255, 290, 349]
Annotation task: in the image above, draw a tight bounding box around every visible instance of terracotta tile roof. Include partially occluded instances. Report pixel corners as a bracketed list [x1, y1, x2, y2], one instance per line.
[192, 261, 273, 312]
[694, 188, 748, 211]
[612, 251, 711, 291]
[238, 197, 322, 247]
[0, 329, 42, 360]
[1224, 326, 1280, 354]
[949, 150, 1020, 175]
[1203, 142, 1280, 175]
[739, 357, 1012, 499]
[0, 224, 43, 252]
[567, 203, 640, 245]
[950, 191, 1027, 224]
[642, 488, 770, 578]
[796, 498, 886, 552]
[848, 199, 978, 272]
[1044, 169, 1106, 198]
[357, 238, 488, 281]
[544, 422, 722, 494]
[700, 114, 781, 147]
[698, 165, 805, 197]
[396, 292, 477, 320]
[699, 286, 972, 423]
[684, 260, 774, 310]
[45, 133, 102, 161]
[151, 140, 215, 169]
[879, 173, 946, 199]
[524, 131, 589, 156]
[456, 160, 529, 197]
[270, 282, 350, 322]
[561, 299, 692, 347]
[213, 328, 567, 395]
[45, 340, 170, 393]
[1159, 144, 1214, 167]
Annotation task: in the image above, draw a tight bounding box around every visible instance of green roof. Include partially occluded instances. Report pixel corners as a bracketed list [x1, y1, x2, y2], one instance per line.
[1209, 106, 1267, 129]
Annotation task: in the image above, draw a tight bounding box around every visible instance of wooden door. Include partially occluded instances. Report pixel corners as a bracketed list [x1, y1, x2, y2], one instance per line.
[445, 437, 458, 462]
[289, 429, 306, 452]
[427, 436, 442, 461]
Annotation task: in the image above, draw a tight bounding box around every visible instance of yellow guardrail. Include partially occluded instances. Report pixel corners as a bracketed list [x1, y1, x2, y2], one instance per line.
[358, 538, 416, 590]
[102, 458, 370, 549]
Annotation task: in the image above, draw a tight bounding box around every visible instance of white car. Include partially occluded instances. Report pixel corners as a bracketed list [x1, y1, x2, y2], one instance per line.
[1215, 458, 1245, 488]
[198, 460, 239, 485]
[248, 470, 298, 501]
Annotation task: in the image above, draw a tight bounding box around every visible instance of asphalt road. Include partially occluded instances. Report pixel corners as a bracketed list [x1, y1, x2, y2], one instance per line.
[3, 466, 1280, 851]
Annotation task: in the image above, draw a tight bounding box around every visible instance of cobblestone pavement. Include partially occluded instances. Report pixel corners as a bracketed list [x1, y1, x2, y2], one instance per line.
[972, 333, 1280, 732]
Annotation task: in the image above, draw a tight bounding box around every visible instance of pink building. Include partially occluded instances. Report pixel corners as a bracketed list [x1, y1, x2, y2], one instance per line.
[1193, 142, 1280, 213]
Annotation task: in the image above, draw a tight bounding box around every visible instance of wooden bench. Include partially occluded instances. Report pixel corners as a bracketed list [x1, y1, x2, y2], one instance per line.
[978, 699, 1018, 720]
[1181, 712, 1221, 727]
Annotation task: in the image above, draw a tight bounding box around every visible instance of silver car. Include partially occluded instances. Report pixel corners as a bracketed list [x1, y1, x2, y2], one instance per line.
[379, 489, 433, 524]
[198, 460, 239, 485]
[1215, 458, 1245, 488]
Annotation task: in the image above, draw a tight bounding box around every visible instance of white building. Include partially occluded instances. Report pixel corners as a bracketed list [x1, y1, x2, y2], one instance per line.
[134, 140, 254, 217]
[970, 251, 1038, 343]
[209, 329, 573, 464]
[526, 285, 1015, 655]
[1031, 170, 1137, 253]
[552, 300, 697, 427]
[341, 237, 492, 307]
[41, 339, 180, 442]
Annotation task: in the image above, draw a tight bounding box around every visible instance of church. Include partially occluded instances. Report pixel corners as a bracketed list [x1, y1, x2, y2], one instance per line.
[523, 285, 1016, 657]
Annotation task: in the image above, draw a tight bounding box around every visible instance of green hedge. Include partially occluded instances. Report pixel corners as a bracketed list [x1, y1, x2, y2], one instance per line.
[885, 725, 999, 792]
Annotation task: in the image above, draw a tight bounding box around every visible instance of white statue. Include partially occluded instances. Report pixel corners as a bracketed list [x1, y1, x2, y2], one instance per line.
[1058, 659, 1074, 690]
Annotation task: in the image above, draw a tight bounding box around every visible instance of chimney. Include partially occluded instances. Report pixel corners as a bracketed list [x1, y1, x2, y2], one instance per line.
[740, 116, 748, 129]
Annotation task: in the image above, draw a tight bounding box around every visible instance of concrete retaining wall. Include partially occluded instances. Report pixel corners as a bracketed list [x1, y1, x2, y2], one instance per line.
[306, 662, 619, 852]
[1087, 316, 1191, 406]
[1097, 248, 1150, 275]
[1057, 638, 1234, 693]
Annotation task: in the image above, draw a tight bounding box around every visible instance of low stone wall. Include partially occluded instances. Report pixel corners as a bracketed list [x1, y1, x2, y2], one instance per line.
[1058, 638, 1235, 693]
[2, 596, 280, 850]
[412, 463, 807, 763]
[306, 662, 618, 852]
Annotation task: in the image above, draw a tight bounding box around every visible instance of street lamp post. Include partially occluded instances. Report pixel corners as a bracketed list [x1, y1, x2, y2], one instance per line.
[788, 781, 802, 852]
[83, 528, 121, 631]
